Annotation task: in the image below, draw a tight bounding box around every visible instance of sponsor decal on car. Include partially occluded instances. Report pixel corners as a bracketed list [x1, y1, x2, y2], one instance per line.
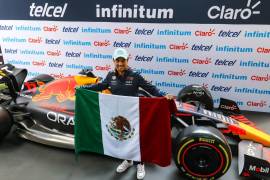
[47, 111, 74, 126]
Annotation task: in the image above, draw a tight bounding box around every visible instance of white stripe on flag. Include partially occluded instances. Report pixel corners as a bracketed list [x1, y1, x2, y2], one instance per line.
[99, 93, 141, 161]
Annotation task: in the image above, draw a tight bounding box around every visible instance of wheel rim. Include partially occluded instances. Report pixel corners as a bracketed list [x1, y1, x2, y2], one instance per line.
[181, 142, 224, 177]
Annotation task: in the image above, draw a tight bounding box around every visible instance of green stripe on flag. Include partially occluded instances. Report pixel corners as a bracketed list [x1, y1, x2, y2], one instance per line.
[75, 88, 104, 154]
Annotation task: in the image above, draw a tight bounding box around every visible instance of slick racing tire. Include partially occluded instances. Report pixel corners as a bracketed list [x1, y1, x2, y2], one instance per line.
[0, 106, 13, 140]
[177, 84, 214, 110]
[173, 126, 232, 180]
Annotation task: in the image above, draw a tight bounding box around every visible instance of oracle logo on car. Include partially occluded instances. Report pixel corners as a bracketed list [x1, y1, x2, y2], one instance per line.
[29, 3, 68, 18]
[247, 100, 267, 107]
[47, 111, 74, 126]
[207, 0, 261, 20]
[192, 89, 205, 97]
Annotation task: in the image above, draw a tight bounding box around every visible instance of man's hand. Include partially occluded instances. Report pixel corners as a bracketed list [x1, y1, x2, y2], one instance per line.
[165, 94, 174, 100]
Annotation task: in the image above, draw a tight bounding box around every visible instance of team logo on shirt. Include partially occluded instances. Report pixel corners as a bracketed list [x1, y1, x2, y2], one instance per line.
[106, 115, 135, 141]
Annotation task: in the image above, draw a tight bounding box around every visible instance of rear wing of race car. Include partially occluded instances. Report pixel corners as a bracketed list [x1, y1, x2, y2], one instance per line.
[239, 140, 270, 179]
[0, 64, 27, 102]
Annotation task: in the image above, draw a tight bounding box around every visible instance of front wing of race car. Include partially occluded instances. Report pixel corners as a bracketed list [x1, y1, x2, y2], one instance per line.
[239, 140, 270, 179]
[177, 102, 270, 178]
[15, 118, 74, 149]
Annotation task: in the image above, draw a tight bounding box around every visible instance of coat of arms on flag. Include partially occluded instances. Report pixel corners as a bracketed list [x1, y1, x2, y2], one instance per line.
[106, 115, 135, 141]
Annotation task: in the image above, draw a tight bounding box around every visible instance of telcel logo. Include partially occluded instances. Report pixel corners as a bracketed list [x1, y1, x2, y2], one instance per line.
[208, 0, 261, 20]
[189, 71, 209, 78]
[29, 3, 68, 18]
[211, 85, 232, 92]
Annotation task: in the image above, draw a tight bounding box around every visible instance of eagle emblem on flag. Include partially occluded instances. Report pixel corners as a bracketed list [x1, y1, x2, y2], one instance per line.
[106, 116, 135, 141]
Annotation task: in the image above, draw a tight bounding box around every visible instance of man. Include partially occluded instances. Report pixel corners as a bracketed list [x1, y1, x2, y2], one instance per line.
[81, 48, 173, 179]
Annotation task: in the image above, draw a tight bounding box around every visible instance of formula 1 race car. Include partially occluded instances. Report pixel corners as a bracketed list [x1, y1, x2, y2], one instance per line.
[0, 64, 269, 180]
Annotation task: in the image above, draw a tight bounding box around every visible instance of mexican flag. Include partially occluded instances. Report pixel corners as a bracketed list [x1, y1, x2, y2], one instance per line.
[74, 88, 175, 167]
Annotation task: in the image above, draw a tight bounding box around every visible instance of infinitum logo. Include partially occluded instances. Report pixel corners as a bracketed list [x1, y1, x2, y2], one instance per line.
[208, 0, 261, 20]
[96, 4, 173, 19]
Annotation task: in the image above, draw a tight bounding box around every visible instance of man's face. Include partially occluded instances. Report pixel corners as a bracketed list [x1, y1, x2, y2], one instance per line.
[114, 57, 128, 74]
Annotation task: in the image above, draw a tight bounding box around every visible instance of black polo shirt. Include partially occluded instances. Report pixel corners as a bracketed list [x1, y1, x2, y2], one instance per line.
[82, 68, 164, 97]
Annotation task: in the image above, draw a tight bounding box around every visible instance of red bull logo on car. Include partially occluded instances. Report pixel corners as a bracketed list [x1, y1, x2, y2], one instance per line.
[32, 76, 98, 103]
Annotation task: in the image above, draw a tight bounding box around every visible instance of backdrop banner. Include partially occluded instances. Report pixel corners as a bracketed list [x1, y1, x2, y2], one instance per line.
[0, 0, 269, 112]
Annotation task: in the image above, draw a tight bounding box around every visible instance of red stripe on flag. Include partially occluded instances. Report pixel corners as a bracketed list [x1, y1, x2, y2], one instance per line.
[139, 97, 175, 167]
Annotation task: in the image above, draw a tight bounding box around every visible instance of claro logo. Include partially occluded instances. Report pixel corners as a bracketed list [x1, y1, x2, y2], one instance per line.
[29, 3, 68, 18]
[208, 0, 261, 20]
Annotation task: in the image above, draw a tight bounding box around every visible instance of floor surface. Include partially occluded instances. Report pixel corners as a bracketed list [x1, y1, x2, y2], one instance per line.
[0, 111, 269, 180]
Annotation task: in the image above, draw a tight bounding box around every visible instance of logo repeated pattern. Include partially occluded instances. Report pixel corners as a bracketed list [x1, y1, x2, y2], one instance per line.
[0, 0, 269, 112]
